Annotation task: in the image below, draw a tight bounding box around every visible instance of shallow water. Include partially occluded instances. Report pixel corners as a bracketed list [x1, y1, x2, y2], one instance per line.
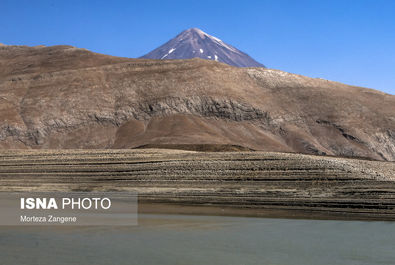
[1, 214, 394, 265]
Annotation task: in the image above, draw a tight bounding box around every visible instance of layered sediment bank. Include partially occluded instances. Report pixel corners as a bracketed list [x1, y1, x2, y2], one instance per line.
[0, 149, 394, 220]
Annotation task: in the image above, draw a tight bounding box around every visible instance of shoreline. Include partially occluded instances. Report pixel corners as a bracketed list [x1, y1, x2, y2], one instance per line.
[138, 202, 395, 222]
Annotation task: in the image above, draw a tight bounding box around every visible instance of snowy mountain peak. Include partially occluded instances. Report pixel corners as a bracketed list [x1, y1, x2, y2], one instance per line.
[140, 28, 265, 67]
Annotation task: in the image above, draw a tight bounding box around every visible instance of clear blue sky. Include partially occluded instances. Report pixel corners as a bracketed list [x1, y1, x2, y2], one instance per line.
[1, 0, 394, 94]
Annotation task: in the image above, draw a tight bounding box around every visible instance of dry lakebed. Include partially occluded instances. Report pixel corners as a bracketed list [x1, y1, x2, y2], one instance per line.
[0, 148, 394, 220]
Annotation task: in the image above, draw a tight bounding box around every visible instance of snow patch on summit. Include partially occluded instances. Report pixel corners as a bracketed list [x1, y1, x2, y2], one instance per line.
[193, 28, 238, 53]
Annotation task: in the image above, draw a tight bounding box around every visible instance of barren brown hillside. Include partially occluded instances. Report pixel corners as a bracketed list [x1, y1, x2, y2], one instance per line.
[0, 45, 394, 160]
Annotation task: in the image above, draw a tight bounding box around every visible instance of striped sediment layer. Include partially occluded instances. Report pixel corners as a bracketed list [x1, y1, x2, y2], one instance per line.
[0, 149, 394, 220]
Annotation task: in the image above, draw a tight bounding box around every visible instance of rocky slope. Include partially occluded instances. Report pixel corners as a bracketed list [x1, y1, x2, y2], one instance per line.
[0, 44, 394, 160]
[140, 28, 265, 67]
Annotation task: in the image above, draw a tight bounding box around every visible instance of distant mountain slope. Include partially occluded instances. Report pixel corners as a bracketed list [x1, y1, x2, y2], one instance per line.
[140, 28, 265, 67]
[0, 44, 394, 160]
